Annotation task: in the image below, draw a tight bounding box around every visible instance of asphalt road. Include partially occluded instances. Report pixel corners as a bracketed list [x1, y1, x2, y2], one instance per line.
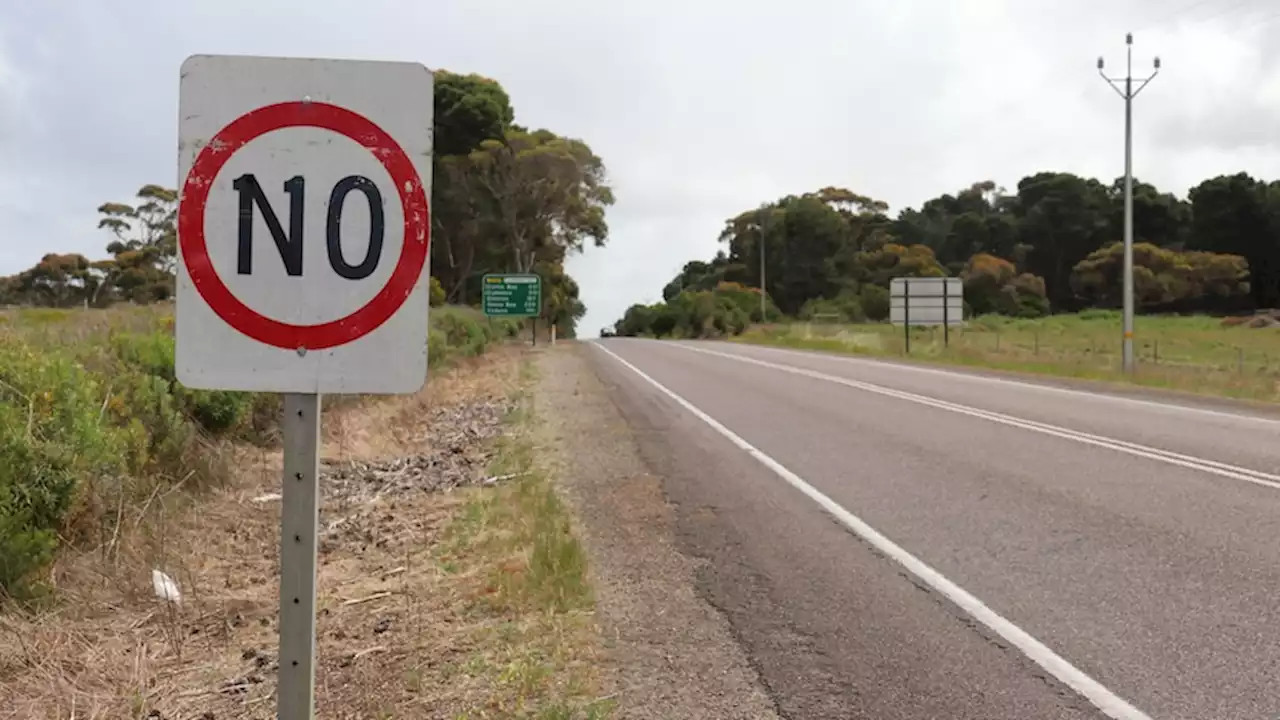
[588, 338, 1280, 720]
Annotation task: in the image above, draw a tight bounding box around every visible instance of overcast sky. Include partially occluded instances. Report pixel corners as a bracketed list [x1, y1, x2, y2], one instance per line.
[3, 0, 1279, 336]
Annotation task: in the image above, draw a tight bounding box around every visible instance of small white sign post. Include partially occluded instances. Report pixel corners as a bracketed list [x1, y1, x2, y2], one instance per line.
[175, 54, 433, 720]
[890, 277, 963, 353]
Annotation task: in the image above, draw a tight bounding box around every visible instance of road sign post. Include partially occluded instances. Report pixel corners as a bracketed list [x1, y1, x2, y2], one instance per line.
[278, 393, 321, 717]
[904, 280, 910, 354]
[176, 54, 433, 720]
[482, 273, 542, 345]
[943, 279, 950, 348]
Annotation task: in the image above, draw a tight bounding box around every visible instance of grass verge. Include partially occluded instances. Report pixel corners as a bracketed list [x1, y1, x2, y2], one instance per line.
[738, 310, 1280, 403]
[434, 358, 613, 719]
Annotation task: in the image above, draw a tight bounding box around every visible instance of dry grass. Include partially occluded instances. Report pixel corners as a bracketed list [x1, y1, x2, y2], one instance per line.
[0, 304, 173, 342]
[0, 346, 609, 720]
[741, 312, 1280, 403]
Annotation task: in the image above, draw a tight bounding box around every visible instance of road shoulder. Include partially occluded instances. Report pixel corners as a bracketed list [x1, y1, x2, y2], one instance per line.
[534, 342, 780, 719]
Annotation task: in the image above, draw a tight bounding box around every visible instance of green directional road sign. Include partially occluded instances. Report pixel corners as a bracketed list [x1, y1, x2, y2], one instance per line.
[482, 273, 542, 317]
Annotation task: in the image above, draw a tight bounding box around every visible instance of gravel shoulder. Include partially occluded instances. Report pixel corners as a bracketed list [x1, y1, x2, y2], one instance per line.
[534, 343, 780, 719]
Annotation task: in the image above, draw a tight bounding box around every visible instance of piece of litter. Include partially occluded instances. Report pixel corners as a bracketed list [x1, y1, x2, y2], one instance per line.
[252, 493, 282, 504]
[342, 591, 393, 606]
[152, 569, 182, 605]
[483, 471, 531, 485]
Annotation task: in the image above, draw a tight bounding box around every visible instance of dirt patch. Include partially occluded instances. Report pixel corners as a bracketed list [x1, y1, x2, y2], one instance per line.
[533, 342, 779, 719]
[0, 347, 605, 719]
[1222, 309, 1280, 328]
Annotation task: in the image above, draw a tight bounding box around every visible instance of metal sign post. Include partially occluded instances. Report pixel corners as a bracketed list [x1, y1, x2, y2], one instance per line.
[175, 54, 434, 720]
[278, 394, 322, 716]
[942, 279, 950, 348]
[904, 280, 911, 354]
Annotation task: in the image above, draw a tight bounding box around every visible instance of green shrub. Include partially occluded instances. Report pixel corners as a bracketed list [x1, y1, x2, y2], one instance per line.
[110, 371, 194, 479]
[433, 309, 490, 356]
[614, 290, 751, 339]
[428, 327, 448, 368]
[112, 332, 252, 435]
[429, 276, 447, 307]
[181, 388, 253, 434]
[860, 285, 891, 321]
[426, 306, 516, 366]
[615, 304, 658, 337]
[0, 505, 58, 598]
[799, 293, 866, 323]
[712, 282, 780, 323]
[112, 331, 175, 381]
[1077, 308, 1120, 321]
[0, 342, 127, 594]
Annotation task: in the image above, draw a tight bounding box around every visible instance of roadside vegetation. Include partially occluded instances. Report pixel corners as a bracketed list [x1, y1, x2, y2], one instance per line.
[611, 177, 1279, 402]
[0, 330, 612, 717]
[741, 310, 1280, 403]
[607, 281, 779, 340]
[0, 303, 518, 601]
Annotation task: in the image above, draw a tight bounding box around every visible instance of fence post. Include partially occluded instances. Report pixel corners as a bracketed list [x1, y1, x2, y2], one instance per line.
[1034, 331, 1039, 356]
[1238, 346, 1244, 374]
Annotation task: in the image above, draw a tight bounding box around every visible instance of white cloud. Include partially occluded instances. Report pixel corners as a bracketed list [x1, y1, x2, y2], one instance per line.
[3, 0, 1280, 335]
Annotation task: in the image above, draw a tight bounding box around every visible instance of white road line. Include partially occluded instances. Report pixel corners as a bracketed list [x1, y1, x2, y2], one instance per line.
[592, 341, 1153, 720]
[676, 343, 1280, 492]
[726, 341, 1280, 427]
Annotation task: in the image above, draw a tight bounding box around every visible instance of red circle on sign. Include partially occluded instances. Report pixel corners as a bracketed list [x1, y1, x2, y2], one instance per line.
[178, 101, 430, 350]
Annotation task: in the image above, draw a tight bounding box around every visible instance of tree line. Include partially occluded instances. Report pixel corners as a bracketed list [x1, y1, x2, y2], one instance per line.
[612, 172, 1272, 337]
[0, 70, 612, 339]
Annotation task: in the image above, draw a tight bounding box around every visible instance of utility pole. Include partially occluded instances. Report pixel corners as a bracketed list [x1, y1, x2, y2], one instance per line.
[1098, 33, 1159, 374]
[759, 209, 768, 321]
